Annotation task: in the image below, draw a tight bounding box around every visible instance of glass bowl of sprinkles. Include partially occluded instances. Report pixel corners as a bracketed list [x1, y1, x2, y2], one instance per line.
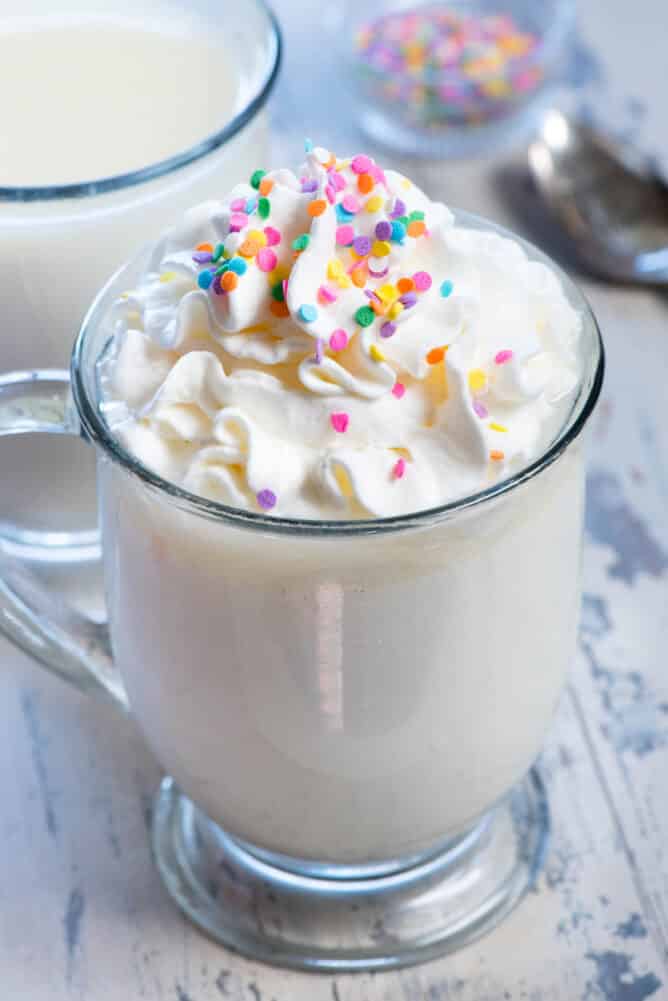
[349, 0, 576, 156]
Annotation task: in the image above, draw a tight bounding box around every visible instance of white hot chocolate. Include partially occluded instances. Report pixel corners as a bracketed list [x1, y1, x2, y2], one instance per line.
[98, 148, 586, 862]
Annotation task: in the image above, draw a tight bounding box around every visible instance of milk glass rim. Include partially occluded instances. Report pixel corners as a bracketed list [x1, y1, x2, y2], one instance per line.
[73, 209, 605, 538]
[0, 0, 282, 204]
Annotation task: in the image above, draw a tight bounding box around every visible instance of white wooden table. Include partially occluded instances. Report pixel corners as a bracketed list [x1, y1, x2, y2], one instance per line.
[2, 1, 668, 997]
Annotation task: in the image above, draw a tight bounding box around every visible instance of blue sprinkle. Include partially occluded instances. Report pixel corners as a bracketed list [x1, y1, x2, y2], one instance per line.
[391, 220, 406, 243]
[304, 137, 314, 152]
[298, 303, 318, 323]
[440, 279, 454, 298]
[198, 270, 214, 290]
[245, 195, 258, 214]
[226, 258, 248, 275]
[335, 203, 354, 223]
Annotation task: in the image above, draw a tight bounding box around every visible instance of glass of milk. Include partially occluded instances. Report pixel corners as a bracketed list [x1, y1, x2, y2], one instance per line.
[0, 215, 604, 970]
[0, 0, 280, 556]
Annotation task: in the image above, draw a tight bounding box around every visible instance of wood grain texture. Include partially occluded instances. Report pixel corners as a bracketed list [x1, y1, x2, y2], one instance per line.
[1, 0, 668, 997]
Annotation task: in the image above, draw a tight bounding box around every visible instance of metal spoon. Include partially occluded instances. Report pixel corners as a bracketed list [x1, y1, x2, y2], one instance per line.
[528, 109, 668, 283]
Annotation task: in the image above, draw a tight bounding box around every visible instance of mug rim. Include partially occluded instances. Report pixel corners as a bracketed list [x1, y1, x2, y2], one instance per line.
[72, 208, 605, 538]
[0, 0, 282, 204]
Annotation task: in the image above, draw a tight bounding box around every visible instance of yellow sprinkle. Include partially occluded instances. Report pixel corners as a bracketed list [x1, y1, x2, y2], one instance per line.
[247, 229, 268, 247]
[489, 422, 508, 433]
[120, 292, 130, 300]
[327, 259, 344, 280]
[377, 284, 398, 304]
[369, 344, 386, 362]
[337, 275, 352, 289]
[480, 78, 511, 99]
[160, 272, 176, 283]
[372, 240, 392, 258]
[401, 178, 411, 190]
[268, 266, 288, 285]
[388, 302, 404, 320]
[468, 369, 487, 393]
[366, 195, 384, 213]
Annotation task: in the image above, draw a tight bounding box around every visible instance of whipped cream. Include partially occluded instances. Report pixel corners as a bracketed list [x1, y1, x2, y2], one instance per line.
[102, 147, 582, 519]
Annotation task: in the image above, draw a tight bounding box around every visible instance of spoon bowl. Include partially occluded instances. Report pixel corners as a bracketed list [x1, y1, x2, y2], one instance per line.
[529, 109, 668, 283]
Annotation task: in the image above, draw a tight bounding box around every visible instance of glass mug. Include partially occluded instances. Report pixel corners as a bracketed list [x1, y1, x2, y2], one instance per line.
[0, 0, 280, 557]
[0, 215, 604, 971]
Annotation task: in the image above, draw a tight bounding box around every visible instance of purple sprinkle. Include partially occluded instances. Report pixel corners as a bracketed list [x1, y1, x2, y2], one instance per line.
[473, 401, 489, 419]
[380, 321, 397, 338]
[375, 220, 392, 240]
[212, 275, 224, 295]
[353, 235, 372, 256]
[257, 489, 277, 511]
[390, 198, 407, 219]
[300, 177, 319, 193]
[315, 337, 324, 363]
[399, 292, 418, 308]
[192, 251, 213, 264]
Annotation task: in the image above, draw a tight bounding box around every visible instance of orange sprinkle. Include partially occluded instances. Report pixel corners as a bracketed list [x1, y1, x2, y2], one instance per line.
[490, 450, 505, 462]
[370, 298, 386, 316]
[308, 199, 327, 217]
[196, 242, 213, 253]
[407, 220, 426, 238]
[270, 300, 290, 318]
[397, 277, 415, 294]
[259, 177, 274, 196]
[357, 173, 374, 194]
[351, 268, 367, 288]
[221, 271, 239, 292]
[239, 238, 261, 258]
[426, 346, 448, 365]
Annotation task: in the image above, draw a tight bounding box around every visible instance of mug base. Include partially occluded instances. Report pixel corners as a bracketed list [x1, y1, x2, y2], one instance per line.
[152, 770, 549, 972]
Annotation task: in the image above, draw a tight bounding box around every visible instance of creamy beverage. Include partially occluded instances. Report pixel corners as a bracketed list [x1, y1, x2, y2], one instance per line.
[0, 2, 273, 540]
[0, 16, 238, 188]
[97, 147, 586, 862]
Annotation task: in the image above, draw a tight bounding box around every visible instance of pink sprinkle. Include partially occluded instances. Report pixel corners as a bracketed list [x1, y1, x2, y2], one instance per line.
[336, 224, 355, 245]
[264, 226, 281, 246]
[330, 172, 346, 192]
[351, 154, 372, 174]
[495, 350, 514, 365]
[230, 197, 246, 212]
[330, 412, 349, 433]
[282, 278, 289, 300]
[229, 212, 248, 232]
[473, 400, 489, 419]
[392, 382, 406, 399]
[393, 458, 406, 479]
[413, 271, 432, 291]
[318, 285, 337, 304]
[329, 329, 348, 351]
[325, 184, 336, 204]
[342, 194, 360, 214]
[256, 247, 277, 272]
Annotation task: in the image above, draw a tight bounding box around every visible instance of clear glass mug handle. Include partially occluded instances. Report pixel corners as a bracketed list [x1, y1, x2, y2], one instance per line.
[0, 369, 128, 709]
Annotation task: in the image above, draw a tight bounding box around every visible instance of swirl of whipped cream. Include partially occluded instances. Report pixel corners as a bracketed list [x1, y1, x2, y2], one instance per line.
[101, 146, 583, 519]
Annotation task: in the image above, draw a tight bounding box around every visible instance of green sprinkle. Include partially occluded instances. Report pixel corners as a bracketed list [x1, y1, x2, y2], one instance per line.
[292, 234, 310, 252]
[355, 306, 375, 327]
[408, 210, 425, 222]
[271, 280, 285, 302]
[250, 169, 266, 190]
[211, 243, 225, 263]
[258, 197, 271, 219]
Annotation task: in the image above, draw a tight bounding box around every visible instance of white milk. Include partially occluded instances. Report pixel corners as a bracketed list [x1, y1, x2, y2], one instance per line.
[99, 444, 584, 864]
[0, 9, 269, 536]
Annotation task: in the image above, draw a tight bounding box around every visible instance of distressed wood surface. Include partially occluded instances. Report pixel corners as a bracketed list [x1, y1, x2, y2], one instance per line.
[1, 0, 668, 998]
